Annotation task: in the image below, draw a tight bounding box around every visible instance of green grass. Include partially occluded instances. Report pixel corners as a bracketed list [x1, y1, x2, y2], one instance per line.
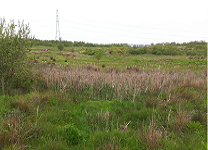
[0, 46, 207, 149]
[27, 47, 207, 72]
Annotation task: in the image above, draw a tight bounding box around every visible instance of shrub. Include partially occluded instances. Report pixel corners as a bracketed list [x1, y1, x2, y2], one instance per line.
[7, 65, 34, 94]
[129, 49, 140, 55]
[83, 48, 95, 55]
[129, 47, 147, 55]
[186, 50, 196, 56]
[0, 18, 33, 95]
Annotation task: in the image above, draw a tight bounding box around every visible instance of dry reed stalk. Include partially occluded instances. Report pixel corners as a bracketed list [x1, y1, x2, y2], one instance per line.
[119, 121, 131, 132]
[167, 109, 171, 129]
[97, 110, 110, 130]
[34, 64, 207, 100]
[132, 88, 138, 103]
[35, 105, 39, 126]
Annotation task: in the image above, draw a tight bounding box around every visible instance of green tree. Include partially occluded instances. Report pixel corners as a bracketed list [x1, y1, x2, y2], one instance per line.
[94, 49, 105, 63]
[0, 18, 32, 95]
[57, 42, 64, 52]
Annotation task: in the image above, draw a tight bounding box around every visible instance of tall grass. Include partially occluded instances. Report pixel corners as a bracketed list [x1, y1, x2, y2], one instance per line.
[33, 64, 207, 102]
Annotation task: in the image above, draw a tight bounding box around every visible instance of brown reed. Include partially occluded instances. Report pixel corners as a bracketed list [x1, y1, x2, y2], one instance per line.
[33, 64, 207, 101]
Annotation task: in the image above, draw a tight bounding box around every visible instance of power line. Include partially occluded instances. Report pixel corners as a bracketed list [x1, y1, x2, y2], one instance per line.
[60, 19, 208, 39]
[61, 13, 208, 34]
[61, 24, 179, 41]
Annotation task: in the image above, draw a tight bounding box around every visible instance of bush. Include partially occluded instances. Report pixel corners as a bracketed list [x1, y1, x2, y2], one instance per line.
[6, 65, 34, 95]
[129, 49, 141, 55]
[0, 18, 33, 95]
[83, 48, 96, 55]
[186, 50, 196, 56]
[163, 46, 179, 55]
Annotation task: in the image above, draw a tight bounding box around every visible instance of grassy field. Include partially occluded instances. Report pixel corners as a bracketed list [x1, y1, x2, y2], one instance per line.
[0, 46, 207, 149]
[28, 46, 207, 71]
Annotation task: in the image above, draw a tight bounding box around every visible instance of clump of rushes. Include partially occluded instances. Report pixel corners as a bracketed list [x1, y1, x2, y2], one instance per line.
[16, 99, 31, 113]
[139, 112, 165, 150]
[33, 64, 207, 101]
[174, 108, 190, 131]
[10, 99, 31, 114]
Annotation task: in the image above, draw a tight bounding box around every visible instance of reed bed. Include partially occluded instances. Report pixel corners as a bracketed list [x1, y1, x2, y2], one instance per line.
[33, 64, 207, 101]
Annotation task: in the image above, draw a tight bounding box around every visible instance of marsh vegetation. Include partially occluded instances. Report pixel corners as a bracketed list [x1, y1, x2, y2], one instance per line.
[0, 20, 207, 150]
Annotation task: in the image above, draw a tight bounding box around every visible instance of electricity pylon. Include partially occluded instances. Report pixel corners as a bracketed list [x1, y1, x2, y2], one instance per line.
[55, 9, 61, 41]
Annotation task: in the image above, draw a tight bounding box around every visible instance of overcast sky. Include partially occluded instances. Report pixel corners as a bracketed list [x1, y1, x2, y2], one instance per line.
[1, 0, 208, 44]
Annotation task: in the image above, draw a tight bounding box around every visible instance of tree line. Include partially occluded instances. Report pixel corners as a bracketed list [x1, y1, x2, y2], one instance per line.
[31, 39, 207, 56]
[31, 39, 123, 47]
[128, 41, 207, 56]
